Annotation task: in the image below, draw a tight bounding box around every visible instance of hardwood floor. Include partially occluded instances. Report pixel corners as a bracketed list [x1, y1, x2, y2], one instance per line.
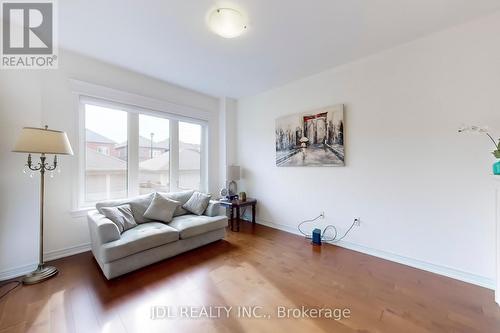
[0, 221, 499, 333]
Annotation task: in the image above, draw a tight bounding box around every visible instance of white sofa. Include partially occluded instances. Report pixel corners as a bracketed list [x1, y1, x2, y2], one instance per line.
[87, 191, 227, 279]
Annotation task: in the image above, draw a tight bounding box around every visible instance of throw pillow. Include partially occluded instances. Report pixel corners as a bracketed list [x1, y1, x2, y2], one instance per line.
[143, 193, 181, 223]
[161, 190, 195, 216]
[100, 204, 137, 233]
[182, 191, 211, 215]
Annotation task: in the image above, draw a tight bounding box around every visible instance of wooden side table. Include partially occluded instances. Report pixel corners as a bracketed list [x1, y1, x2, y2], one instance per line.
[218, 198, 257, 232]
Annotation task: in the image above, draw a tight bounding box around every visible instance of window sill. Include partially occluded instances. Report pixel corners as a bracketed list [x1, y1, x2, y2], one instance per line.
[70, 207, 95, 218]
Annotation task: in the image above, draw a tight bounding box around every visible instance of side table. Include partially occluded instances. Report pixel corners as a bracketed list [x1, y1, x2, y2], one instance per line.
[218, 198, 257, 232]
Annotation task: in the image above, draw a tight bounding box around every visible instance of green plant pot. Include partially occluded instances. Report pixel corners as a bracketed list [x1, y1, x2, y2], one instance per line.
[494, 160, 500, 175]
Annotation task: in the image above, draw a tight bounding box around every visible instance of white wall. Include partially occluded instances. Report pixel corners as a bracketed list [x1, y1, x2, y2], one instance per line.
[0, 50, 221, 278]
[218, 97, 238, 189]
[237, 12, 500, 286]
[0, 72, 43, 277]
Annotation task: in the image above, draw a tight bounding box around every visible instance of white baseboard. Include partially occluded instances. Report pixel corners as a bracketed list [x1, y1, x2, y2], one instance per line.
[0, 263, 35, 282]
[44, 242, 91, 262]
[0, 243, 90, 281]
[256, 218, 495, 290]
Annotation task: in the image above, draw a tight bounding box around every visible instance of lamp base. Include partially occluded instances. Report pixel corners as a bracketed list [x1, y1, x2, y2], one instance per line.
[228, 180, 238, 196]
[22, 264, 58, 285]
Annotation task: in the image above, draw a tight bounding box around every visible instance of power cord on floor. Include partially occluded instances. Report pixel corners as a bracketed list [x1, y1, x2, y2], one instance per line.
[298, 214, 356, 243]
[0, 280, 21, 300]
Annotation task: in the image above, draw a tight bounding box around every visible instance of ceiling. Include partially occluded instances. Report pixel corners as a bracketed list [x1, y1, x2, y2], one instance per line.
[59, 0, 500, 98]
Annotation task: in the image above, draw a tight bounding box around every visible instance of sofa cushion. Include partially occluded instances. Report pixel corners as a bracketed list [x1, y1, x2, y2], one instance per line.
[101, 222, 179, 262]
[168, 215, 228, 239]
[100, 204, 137, 233]
[160, 190, 194, 217]
[143, 193, 180, 223]
[96, 193, 155, 223]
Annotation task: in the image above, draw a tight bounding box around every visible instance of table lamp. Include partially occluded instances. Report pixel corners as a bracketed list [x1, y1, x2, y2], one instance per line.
[227, 165, 241, 196]
[13, 125, 73, 284]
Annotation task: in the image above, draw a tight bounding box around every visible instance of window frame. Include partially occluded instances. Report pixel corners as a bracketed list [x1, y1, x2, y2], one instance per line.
[72, 81, 210, 211]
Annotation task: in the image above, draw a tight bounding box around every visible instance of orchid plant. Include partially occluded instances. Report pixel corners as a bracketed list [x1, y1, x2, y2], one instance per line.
[458, 125, 500, 158]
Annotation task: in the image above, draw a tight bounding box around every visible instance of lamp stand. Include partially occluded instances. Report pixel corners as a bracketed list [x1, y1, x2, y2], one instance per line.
[228, 180, 238, 196]
[22, 153, 58, 285]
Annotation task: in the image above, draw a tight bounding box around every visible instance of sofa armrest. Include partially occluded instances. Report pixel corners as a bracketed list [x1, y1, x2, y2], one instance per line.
[87, 210, 121, 245]
[204, 200, 221, 217]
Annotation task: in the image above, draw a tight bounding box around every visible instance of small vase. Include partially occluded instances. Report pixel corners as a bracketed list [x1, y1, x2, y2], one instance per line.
[494, 160, 500, 175]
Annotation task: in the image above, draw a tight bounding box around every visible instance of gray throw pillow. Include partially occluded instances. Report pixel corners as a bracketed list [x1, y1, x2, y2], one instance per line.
[100, 204, 137, 233]
[161, 190, 195, 216]
[182, 191, 211, 215]
[143, 193, 180, 223]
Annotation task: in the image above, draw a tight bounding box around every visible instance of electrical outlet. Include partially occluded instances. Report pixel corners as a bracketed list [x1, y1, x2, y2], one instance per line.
[320, 211, 325, 219]
[354, 218, 361, 226]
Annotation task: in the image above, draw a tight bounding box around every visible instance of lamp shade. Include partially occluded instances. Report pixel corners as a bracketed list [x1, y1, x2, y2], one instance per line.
[13, 126, 73, 155]
[227, 165, 241, 181]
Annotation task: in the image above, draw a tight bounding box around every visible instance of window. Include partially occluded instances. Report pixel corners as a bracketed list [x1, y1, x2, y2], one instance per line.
[79, 98, 208, 208]
[139, 114, 170, 194]
[84, 104, 128, 202]
[178, 121, 202, 190]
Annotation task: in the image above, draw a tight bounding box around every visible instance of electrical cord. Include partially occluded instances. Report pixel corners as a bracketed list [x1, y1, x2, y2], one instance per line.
[239, 207, 248, 220]
[298, 214, 356, 243]
[0, 280, 21, 300]
[297, 215, 323, 238]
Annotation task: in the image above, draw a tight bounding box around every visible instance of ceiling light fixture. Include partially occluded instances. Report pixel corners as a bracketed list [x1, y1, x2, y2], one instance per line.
[208, 8, 247, 38]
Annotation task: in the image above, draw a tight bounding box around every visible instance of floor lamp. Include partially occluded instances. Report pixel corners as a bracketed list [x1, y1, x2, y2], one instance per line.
[13, 125, 73, 285]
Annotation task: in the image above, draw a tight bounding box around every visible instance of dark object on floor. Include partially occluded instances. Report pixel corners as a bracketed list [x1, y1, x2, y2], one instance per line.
[312, 228, 322, 245]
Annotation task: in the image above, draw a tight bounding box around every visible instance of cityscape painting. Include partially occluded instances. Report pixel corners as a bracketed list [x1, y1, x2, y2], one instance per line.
[275, 104, 344, 167]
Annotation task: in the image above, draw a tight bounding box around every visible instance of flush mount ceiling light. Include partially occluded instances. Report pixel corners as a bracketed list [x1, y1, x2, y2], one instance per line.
[208, 8, 247, 38]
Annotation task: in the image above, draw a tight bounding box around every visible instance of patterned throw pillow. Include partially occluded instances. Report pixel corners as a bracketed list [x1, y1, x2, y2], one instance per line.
[100, 204, 137, 233]
[96, 192, 155, 223]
